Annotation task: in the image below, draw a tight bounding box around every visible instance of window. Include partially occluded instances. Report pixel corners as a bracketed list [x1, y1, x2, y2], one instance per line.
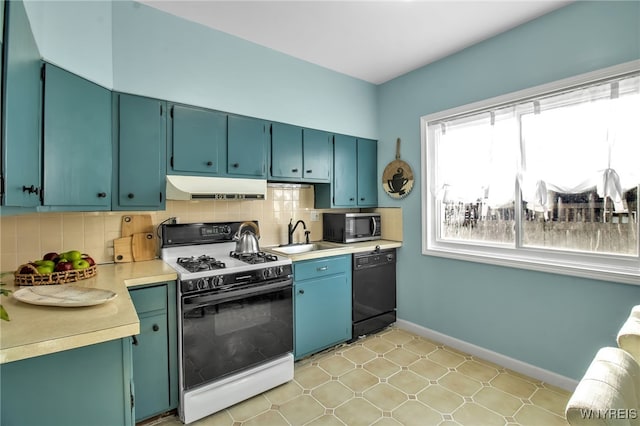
[421, 62, 640, 284]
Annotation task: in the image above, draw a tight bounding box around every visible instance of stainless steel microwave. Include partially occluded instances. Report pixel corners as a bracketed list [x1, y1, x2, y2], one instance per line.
[323, 213, 381, 243]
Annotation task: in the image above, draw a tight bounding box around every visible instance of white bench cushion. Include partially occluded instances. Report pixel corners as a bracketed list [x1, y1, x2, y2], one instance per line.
[565, 347, 640, 426]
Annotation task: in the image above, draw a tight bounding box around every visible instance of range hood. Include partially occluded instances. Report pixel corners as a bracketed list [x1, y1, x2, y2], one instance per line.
[166, 175, 267, 200]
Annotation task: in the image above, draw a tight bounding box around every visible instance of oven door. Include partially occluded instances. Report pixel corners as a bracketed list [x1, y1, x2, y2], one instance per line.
[181, 280, 293, 390]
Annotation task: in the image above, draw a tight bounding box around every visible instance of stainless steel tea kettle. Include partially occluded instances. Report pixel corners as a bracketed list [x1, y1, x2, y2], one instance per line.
[234, 221, 260, 254]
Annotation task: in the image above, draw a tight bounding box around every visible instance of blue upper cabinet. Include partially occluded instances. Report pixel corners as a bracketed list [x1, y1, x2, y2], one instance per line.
[356, 138, 378, 207]
[228, 115, 268, 178]
[302, 129, 331, 183]
[113, 93, 166, 210]
[169, 104, 227, 176]
[332, 134, 358, 207]
[270, 122, 303, 180]
[1, 0, 42, 208]
[269, 124, 331, 183]
[42, 63, 112, 209]
[315, 134, 378, 209]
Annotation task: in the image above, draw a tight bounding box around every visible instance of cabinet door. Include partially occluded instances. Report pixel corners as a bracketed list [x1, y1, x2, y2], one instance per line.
[356, 138, 378, 206]
[129, 283, 178, 421]
[170, 104, 226, 175]
[0, 338, 134, 426]
[303, 129, 331, 183]
[115, 94, 166, 210]
[2, 0, 41, 207]
[133, 313, 170, 421]
[294, 274, 351, 359]
[43, 64, 112, 208]
[271, 123, 302, 179]
[228, 115, 267, 177]
[332, 134, 357, 207]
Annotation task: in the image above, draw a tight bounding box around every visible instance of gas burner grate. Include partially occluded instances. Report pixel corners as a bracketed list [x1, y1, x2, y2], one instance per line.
[229, 251, 279, 264]
[177, 255, 226, 273]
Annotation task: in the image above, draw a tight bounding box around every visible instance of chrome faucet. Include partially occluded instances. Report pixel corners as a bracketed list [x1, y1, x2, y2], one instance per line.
[288, 219, 310, 245]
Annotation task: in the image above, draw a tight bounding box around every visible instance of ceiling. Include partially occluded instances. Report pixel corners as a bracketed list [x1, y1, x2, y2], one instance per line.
[140, 0, 573, 85]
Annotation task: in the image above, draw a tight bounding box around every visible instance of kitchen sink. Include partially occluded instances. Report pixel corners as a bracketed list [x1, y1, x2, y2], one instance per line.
[269, 242, 340, 255]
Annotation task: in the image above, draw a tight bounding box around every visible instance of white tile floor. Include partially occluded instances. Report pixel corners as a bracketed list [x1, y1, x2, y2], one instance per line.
[148, 327, 570, 426]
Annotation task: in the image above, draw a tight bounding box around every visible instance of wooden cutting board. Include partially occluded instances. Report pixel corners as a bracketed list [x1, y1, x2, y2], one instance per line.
[114, 236, 133, 263]
[121, 214, 153, 237]
[131, 232, 156, 261]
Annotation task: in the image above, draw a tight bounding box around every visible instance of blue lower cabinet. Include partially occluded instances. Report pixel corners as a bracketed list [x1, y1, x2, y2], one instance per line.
[294, 255, 352, 359]
[129, 282, 178, 422]
[0, 338, 135, 426]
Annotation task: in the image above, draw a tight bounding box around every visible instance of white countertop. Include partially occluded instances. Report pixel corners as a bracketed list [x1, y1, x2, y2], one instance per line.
[0, 260, 177, 364]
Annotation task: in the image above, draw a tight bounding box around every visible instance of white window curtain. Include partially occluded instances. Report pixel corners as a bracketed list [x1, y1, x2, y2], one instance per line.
[519, 75, 640, 212]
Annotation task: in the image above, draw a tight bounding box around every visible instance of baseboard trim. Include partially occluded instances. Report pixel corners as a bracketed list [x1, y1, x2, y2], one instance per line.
[395, 319, 578, 391]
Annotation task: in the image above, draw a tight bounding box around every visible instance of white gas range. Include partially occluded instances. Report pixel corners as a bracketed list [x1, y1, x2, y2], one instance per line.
[160, 221, 294, 425]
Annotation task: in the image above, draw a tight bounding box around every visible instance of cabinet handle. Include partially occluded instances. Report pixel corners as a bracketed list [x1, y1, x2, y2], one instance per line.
[22, 185, 39, 195]
[349, 197, 355, 201]
[206, 161, 213, 167]
[292, 168, 299, 173]
[317, 266, 328, 272]
[298, 289, 304, 295]
[306, 169, 312, 173]
[160, 192, 163, 203]
[232, 163, 239, 168]
[360, 197, 365, 201]
[127, 193, 135, 199]
[152, 324, 159, 332]
[132, 336, 138, 346]
[97, 192, 107, 198]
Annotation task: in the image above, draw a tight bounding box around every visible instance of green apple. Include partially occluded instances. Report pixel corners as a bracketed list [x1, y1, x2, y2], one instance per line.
[65, 250, 83, 261]
[36, 265, 54, 274]
[72, 259, 90, 270]
[34, 260, 55, 268]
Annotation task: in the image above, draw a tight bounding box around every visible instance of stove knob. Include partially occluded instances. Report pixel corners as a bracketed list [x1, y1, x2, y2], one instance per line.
[184, 281, 195, 292]
[276, 266, 285, 276]
[212, 276, 223, 287]
[262, 268, 273, 279]
[197, 278, 208, 290]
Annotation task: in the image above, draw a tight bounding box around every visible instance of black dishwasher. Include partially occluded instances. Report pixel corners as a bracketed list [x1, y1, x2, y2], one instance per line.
[352, 248, 396, 339]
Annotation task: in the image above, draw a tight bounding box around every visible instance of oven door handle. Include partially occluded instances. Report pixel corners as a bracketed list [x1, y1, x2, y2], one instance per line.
[183, 280, 293, 307]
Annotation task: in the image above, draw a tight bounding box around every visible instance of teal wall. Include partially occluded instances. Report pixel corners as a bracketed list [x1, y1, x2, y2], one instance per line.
[377, 0, 640, 380]
[23, 0, 112, 88]
[110, 1, 378, 139]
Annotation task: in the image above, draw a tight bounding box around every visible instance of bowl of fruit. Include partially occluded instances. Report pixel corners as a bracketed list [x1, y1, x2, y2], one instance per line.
[14, 251, 97, 286]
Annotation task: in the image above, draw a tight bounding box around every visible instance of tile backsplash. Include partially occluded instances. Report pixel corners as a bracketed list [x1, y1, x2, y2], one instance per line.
[1, 186, 405, 273]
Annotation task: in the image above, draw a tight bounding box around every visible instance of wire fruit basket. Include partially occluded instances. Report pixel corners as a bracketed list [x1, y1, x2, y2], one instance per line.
[14, 264, 97, 286]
